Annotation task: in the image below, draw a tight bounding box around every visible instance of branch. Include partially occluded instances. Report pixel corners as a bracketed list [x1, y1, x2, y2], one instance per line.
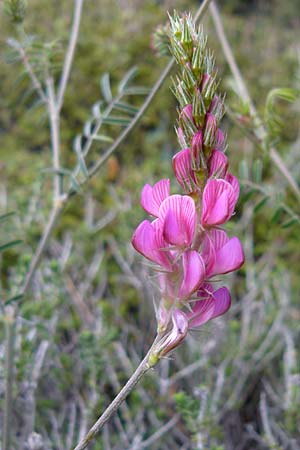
[57, 0, 84, 111]
[18, 46, 47, 103]
[209, 1, 300, 200]
[73, 337, 159, 450]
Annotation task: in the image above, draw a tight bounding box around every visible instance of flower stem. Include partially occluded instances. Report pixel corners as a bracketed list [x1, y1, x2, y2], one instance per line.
[73, 337, 159, 450]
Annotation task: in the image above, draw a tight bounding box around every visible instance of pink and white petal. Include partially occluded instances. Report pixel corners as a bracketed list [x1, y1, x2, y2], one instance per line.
[226, 173, 240, 211]
[201, 179, 233, 226]
[141, 179, 170, 216]
[179, 250, 206, 299]
[160, 195, 197, 247]
[132, 220, 171, 270]
[211, 287, 231, 319]
[188, 296, 215, 328]
[209, 150, 228, 178]
[210, 236, 245, 276]
[172, 148, 195, 193]
[158, 309, 188, 356]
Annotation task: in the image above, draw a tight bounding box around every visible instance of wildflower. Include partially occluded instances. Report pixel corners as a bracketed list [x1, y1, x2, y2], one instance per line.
[132, 12, 244, 360]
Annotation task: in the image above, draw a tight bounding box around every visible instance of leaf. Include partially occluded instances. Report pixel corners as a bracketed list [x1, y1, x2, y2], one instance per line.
[113, 101, 139, 116]
[254, 196, 269, 213]
[265, 87, 298, 138]
[100, 73, 112, 103]
[4, 294, 23, 306]
[92, 134, 113, 143]
[281, 218, 300, 229]
[92, 101, 103, 119]
[252, 159, 263, 184]
[122, 86, 150, 96]
[73, 136, 89, 177]
[0, 240, 22, 252]
[102, 116, 131, 126]
[0, 212, 15, 223]
[118, 66, 138, 93]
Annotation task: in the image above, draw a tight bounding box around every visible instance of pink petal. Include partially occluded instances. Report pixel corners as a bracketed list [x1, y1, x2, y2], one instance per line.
[211, 287, 231, 318]
[179, 250, 206, 299]
[226, 173, 240, 210]
[132, 220, 172, 270]
[210, 236, 244, 276]
[201, 179, 237, 226]
[209, 150, 228, 178]
[187, 285, 231, 328]
[141, 179, 170, 217]
[159, 195, 196, 247]
[172, 148, 196, 193]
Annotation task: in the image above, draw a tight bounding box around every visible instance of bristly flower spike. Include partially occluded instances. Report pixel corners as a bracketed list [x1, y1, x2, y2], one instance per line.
[132, 11, 244, 361]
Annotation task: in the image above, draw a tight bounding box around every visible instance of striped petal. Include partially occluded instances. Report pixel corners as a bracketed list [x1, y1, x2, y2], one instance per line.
[141, 179, 170, 217]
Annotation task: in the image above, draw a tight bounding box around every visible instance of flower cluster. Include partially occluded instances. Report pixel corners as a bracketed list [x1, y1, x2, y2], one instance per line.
[132, 13, 244, 361]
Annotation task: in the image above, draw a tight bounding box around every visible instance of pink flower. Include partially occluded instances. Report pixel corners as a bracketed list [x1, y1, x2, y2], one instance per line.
[187, 283, 231, 328]
[202, 229, 244, 277]
[209, 150, 228, 178]
[141, 179, 170, 217]
[172, 149, 196, 193]
[159, 194, 197, 248]
[201, 177, 239, 227]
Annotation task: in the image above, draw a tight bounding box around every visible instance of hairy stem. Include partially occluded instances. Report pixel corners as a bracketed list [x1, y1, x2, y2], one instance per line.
[209, 1, 300, 199]
[73, 338, 159, 450]
[3, 309, 16, 450]
[57, 0, 84, 111]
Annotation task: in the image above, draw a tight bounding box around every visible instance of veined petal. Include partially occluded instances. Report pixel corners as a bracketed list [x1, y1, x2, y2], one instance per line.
[158, 309, 188, 356]
[210, 236, 244, 276]
[179, 250, 206, 299]
[209, 150, 228, 178]
[172, 148, 196, 193]
[132, 220, 172, 270]
[201, 179, 237, 226]
[187, 285, 231, 328]
[226, 173, 240, 211]
[160, 195, 197, 247]
[141, 179, 170, 217]
[212, 287, 231, 318]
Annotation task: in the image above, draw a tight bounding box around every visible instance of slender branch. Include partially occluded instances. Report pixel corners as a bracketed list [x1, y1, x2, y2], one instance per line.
[86, 0, 212, 181]
[18, 46, 47, 103]
[209, 1, 300, 199]
[3, 309, 16, 450]
[73, 337, 159, 450]
[57, 0, 84, 111]
[21, 204, 64, 295]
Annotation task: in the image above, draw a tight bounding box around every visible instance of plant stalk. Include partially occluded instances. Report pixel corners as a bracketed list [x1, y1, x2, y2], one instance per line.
[73, 338, 159, 450]
[3, 309, 16, 450]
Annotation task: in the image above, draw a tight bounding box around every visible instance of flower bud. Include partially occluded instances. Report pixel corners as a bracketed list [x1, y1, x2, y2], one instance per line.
[191, 131, 203, 170]
[204, 113, 217, 148]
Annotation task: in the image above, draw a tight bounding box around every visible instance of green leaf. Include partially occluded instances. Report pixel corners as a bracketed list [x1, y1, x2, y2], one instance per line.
[252, 159, 263, 184]
[73, 136, 88, 177]
[4, 294, 23, 306]
[113, 101, 139, 115]
[281, 218, 300, 228]
[122, 86, 150, 96]
[118, 66, 138, 93]
[102, 116, 131, 126]
[92, 134, 113, 143]
[100, 73, 112, 103]
[254, 196, 269, 213]
[0, 240, 22, 252]
[0, 212, 15, 223]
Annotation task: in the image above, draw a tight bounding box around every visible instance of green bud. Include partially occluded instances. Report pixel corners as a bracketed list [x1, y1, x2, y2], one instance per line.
[4, 0, 27, 24]
[192, 89, 206, 127]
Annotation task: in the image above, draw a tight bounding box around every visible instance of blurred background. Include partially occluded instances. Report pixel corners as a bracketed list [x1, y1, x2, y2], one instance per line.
[1, 1, 300, 449]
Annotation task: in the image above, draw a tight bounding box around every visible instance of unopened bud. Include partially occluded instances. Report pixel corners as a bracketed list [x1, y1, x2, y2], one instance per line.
[204, 113, 217, 148]
[4, 0, 27, 24]
[191, 131, 203, 170]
